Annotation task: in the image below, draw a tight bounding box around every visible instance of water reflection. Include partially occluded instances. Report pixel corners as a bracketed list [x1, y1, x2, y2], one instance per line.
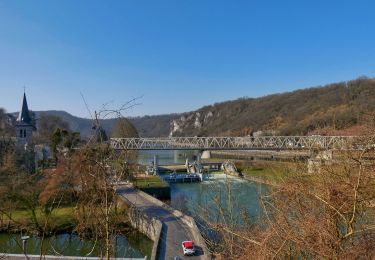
[0, 232, 152, 258]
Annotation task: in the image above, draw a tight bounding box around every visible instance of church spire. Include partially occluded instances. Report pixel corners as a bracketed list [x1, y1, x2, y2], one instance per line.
[17, 91, 32, 124]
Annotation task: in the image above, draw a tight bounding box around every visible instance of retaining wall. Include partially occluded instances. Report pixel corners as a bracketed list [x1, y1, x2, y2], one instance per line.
[136, 189, 209, 259]
[140, 186, 171, 200]
[118, 195, 162, 260]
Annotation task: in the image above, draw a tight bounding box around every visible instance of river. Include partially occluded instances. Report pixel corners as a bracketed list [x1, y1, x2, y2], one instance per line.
[170, 173, 264, 225]
[138, 150, 265, 225]
[0, 232, 152, 258]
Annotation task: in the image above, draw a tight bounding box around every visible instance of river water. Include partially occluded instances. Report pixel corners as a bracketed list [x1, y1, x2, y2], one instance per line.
[0, 232, 152, 258]
[138, 150, 264, 225]
[170, 173, 264, 225]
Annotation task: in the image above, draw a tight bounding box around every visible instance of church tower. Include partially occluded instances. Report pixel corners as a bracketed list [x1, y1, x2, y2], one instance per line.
[15, 92, 36, 146]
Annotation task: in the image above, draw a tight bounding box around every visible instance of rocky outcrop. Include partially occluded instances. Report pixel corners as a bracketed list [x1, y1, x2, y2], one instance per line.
[169, 78, 375, 137]
[169, 111, 214, 137]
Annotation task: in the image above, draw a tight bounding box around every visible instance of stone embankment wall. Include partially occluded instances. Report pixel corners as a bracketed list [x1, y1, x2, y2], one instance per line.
[118, 196, 162, 260]
[137, 189, 209, 259]
[128, 207, 162, 260]
[140, 186, 171, 200]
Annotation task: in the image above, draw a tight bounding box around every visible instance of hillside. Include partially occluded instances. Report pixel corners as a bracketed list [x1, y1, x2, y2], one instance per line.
[170, 77, 375, 136]
[32, 111, 180, 138]
[6, 77, 375, 138]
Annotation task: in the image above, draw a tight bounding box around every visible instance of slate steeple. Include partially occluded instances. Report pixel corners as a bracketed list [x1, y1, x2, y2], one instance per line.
[17, 92, 32, 124]
[15, 91, 35, 145]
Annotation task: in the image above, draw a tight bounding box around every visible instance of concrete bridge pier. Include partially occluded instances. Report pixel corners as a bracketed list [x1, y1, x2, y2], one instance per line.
[153, 155, 159, 175]
[307, 150, 333, 174]
[201, 150, 211, 159]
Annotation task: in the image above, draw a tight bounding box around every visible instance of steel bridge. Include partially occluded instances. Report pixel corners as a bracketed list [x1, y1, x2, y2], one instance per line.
[110, 136, 360, 151]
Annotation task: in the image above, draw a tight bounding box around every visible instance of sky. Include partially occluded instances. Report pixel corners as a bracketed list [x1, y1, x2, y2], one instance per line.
[0, 0, 375, 118]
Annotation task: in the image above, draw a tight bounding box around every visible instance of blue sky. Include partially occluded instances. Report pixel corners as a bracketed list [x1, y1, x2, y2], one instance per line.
[0, 0, 375, 118]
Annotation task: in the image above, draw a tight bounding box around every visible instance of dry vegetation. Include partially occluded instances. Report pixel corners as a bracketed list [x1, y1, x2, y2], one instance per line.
[173, 77, 375, 137]
[0, 101, 142, 258]
[205, 142, 375, 259]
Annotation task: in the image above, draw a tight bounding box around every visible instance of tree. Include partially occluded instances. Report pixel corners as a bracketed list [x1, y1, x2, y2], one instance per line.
[50, 128, 80, 164]
[111, 118, 139, 138]
[0, 108, 15, 137]
[110, 117, 139, 182]
[0, 98, 140, 258]
[73, 144, 130, 259]
[210, 141, 375, 259]
[71, 100, 141, 259]
[35, 114, 70, 144]
[95, 126, 108, 142]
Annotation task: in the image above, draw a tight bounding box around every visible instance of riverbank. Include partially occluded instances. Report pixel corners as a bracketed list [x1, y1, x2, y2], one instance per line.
[235, 160, 303, 186]
[0, 205, 153, 258]
[211, 150, 309, 161]
[0, 207, 76, 233]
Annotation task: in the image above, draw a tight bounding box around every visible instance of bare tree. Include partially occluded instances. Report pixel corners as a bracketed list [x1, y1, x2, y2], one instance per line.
[211, 139, 375, 259]
[71, 96, 141, 259]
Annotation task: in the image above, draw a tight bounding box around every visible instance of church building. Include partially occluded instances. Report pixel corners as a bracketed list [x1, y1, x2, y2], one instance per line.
[15, 92, 36, 146]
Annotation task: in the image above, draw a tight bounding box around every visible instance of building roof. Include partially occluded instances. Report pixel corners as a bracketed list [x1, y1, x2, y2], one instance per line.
[17, 92, 32, 125]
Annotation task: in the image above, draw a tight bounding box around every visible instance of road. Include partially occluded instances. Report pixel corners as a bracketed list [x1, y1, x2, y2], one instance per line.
[118, 186, 207, 260]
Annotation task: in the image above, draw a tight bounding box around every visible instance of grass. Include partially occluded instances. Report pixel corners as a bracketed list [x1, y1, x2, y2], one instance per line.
[134, 175, 169, 189]
[239, 161, 301, 183]
[243, 167, 283, 182]
[1, 207, 76, 232]
[7, 207, 74, 221]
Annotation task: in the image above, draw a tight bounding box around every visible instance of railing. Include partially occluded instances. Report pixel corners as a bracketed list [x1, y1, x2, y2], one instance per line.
[110, 136, 360, 150]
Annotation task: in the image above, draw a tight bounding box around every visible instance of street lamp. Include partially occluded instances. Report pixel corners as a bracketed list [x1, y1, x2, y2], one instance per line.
[21, 235, 30, 256]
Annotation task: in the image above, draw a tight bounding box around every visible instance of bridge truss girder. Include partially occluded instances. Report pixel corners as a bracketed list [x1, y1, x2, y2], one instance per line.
[110, 136, 358, 151]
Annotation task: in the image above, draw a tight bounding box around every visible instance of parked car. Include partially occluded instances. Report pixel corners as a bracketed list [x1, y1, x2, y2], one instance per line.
[182, 241, 195, 256]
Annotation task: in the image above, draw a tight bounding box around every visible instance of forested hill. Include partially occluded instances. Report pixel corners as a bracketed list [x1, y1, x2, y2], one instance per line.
[7, 77, 375, 138]
[31, 110, 181, 138]
[170, 77, 375, 136]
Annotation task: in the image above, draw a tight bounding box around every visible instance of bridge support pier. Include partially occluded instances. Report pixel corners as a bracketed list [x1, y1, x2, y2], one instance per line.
[153, 155, 159, 175]
[201, 150, 211, 159]
[307, 150, 333, 174]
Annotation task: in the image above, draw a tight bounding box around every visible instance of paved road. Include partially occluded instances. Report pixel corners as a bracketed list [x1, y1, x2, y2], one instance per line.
[118, 186, 206, 260]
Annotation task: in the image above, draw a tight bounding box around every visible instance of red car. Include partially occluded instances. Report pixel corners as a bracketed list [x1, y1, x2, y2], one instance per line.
[182, 241, 195, 256]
